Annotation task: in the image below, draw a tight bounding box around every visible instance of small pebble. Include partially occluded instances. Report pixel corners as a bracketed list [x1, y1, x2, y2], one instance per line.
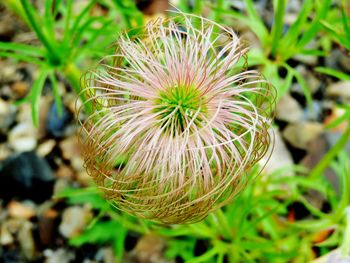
[326, 81, 350, 103]
[276, 94, 303, 123]
[44, 248, 75, 263]
[37, 139, 56, 157]
[260, 128, 294, 176]
[59, 206, 92, 238]
[18, 221, 36, 260]
[8, 122, 37, 152]
[0, 223, 14, 246]
[11, 81, 29, 98]
[8, 201, 36, 219]
[283, 122, 324, 149]
[0, 151, 54, 203]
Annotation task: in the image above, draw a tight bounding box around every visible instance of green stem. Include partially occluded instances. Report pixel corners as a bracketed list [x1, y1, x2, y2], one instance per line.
[271, 0, 287, 57]
[20, 0, 60, 62]
[63, 63, 92, 114]
[309, 123, 350, 179]
[341, 207, 350, 258]
[3, 0, 29, 24]
[212, 208, 232, 239]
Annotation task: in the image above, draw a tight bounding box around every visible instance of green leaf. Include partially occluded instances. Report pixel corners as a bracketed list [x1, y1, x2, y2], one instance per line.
[297, 0, 332, 48]
[70, 220, 127, 259]
[0, 42, 44, 57]
[20, 0, 60, 62]
[315, 67, 350, 81]
[270, 0, 287, 56]
[281, 0, 313, 50]
[70, 0, 97, 36]
[341, 6, 350, 39]
[243, 0, 269, 43]
[325, 109, 350, 130]
[49, 72, 63, 117]
[165, 238, 196, 261]
[278, 66, 294, 100]
[286, 65, 313, 107]
[55, 187, 109, 211]
[0, 51, 44, 65]
[30, 69, 49, 126]
[44, 0, 55, 38]
[187, 246, 223, 263]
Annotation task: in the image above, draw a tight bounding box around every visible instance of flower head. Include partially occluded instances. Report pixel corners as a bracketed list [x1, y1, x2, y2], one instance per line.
[78, 12, 275, 224]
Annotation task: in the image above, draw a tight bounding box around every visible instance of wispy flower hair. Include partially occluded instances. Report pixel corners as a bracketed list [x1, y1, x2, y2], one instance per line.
[78, 12, 275, 224]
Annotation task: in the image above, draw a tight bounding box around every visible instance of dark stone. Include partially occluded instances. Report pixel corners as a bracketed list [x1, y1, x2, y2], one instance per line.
[125, 231, 141, 251]
[46, 102, 72, 138]
[0, 151, 54, 203]
[1, 247, 26, 263]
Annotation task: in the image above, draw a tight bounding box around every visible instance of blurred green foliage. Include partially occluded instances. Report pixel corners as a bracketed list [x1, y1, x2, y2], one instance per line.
[57, 153, 350, 262]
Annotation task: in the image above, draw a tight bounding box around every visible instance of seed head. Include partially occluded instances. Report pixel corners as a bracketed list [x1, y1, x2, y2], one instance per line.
[78, 13, 275, 224]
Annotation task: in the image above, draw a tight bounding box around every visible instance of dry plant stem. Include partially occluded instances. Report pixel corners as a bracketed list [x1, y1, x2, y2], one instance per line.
[309, 122, 350, 179]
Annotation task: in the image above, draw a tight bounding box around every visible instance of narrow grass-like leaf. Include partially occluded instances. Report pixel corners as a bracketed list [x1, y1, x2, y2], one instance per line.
[0, 51, 44, 65]
[0, 42, 44, 57]
[243, 0, 269, 44]
[187, 246, 222, 263]
[279, 67, 294, 100]
[297, 0, 331, 48]
[31, 69, 49, 126]
[315, 67, 350, 81]
[49, 72, 63, 117]
[63, 0, 73, 43]
[300, 49, 326, 56]
[281, 0, 312, 49]
[341, 7, 350, 39]
[285, 65, 313, 106]
[270, 0, 286, 56]
[20, 0, 59, 61]
[44, 0, 55, 38]
[71, 16, 106, 49]
[70, 0, 97, 36]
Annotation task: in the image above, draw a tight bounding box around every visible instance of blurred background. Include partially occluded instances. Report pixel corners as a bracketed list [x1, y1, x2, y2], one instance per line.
[0, 0, 350, 262]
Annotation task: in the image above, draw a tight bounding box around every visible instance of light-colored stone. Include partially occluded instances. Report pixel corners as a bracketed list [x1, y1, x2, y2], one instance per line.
[56, 165, 75, 179]
[0, 144, 12, 161]
[0, 98, 16, 132]
[259, 128, 294, 176]
[95, 247, 116, 263]
[0, 223, 14, 246]
[327, 81, 350, 103]
[131, 234, 168, 263]
[58, 206, 92, 238]
[37, 140, 56, 157]
[11, 81, 29, 98]
[8, 122, 37, 152]
[283, 122, 324, 149]
[44, 248, 75, 263]
[18, 221, 36, 260]
[8, 201, 36, 219]
[276, 94, 304, 123]
[59, 136, 81, 160]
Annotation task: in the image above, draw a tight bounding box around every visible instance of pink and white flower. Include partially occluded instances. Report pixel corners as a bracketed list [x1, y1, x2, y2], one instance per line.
[78, 12, 275, 224]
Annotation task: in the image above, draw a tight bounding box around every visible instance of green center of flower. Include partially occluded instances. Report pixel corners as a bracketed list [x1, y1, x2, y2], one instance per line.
[155, 84, 207, 132]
